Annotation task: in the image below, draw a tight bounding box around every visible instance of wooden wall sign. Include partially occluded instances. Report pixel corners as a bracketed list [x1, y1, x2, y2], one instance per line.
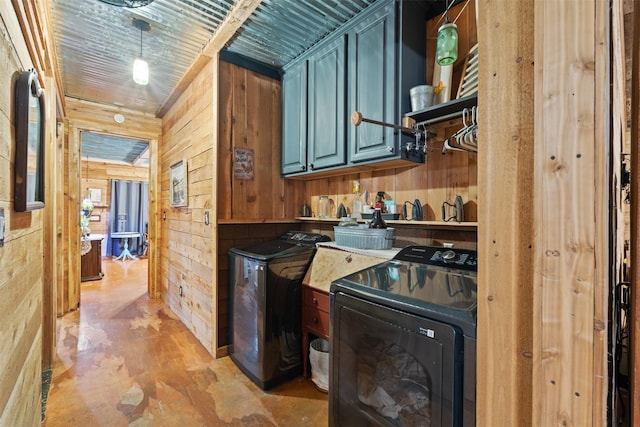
[233, 147, 254, 180]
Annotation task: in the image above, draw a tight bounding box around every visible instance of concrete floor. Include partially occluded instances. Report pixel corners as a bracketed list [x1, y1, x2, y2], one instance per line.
[43, 258, 328, 426]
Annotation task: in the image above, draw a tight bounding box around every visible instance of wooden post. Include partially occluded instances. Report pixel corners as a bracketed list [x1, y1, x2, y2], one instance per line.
[42, 76, 57, 368]
[67, 125, 81, 311]
[476, 1, 534, 425]
[148, 136, 159, 297]
[630, 0, 640, 422]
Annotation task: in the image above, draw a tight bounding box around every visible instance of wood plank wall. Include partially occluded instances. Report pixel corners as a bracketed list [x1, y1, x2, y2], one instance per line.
[477, 1, 613, 425]
[533, 1, 609, 425]
[0, 3, 47, 425]
[160, 59, 216, 354]
[217, 61, 306, 221]
[301, 145, 477, 224]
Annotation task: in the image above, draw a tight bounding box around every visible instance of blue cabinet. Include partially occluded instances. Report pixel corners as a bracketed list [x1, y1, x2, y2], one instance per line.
[349, 0, 428, 164]
[348, 2, 396, 163]
[282, 34, 347, 175]
[281, 60, 307, 175]
[307, 35, 347, 171]
[282, 0, 426, 177]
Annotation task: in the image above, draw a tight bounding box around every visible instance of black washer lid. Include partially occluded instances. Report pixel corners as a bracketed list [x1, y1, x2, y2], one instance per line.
[229, 231, 330, 261]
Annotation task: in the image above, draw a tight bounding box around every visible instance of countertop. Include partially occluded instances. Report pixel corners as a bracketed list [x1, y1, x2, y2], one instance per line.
[304, 243, 399, 293]
[83, 234, 105, 241]
[316, 241, 401, 259]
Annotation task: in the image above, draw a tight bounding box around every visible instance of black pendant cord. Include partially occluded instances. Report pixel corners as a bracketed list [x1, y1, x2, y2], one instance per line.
[443, 0, 452, 24]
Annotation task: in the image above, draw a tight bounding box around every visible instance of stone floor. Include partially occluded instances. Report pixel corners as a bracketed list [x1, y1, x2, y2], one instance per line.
[43, 258, 328, 426]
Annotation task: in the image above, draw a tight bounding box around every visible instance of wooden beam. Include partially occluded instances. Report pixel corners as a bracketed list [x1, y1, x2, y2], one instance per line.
[42, 76, 58, 368]
[630, 0, 640, 422]
[148, 136, 160, 298]
[476, 0, 534, 425]
[156, 0, 262, 117]
[67, 125, 81, 312]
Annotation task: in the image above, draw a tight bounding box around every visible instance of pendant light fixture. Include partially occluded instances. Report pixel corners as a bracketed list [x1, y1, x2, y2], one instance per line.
[132, 18, 150, 85]
[436, 0, 458, 66]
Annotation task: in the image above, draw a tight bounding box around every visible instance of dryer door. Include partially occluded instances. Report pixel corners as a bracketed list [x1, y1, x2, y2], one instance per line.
[330, 292, 464, 427]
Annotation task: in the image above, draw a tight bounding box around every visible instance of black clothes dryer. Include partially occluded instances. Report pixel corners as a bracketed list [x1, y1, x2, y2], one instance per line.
[229, 231, 330, 389]
[330, 245, 478, 426]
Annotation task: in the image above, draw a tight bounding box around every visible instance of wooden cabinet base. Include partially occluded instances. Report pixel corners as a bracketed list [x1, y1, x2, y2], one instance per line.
[302, 286, 330, 378]
[81, 239, 103, 282]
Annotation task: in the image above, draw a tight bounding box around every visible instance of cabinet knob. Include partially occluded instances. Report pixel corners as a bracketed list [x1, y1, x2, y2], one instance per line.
[345, 255, 352, 263]
[313, 316, 318, 324]
[309, 163, 315, 170]
[386, 146, 394, 153]
[300, 165, 306, 171]
[312, 297, 318, 305]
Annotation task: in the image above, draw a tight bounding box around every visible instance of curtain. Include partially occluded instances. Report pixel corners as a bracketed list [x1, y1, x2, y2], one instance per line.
[107, 180, 149, 256]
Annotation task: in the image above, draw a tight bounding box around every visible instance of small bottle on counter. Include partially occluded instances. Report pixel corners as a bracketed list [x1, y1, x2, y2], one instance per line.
[375, 192, 386, 212]
[369, 207, 387, 229]
[352, 180, 362, 217]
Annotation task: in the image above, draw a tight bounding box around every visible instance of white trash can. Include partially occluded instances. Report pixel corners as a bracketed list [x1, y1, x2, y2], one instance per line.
[309, 338, 330, 392]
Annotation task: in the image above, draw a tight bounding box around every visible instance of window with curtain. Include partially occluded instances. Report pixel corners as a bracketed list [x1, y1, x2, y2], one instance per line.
[107, 180, 149, 256]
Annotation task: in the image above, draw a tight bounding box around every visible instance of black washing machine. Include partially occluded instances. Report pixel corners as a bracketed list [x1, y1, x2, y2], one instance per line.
[229, 231, 330, 389]
[330, 245, 478, 426]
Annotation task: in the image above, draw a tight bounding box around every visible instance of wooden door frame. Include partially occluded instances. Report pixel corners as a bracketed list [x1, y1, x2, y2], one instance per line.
[629, 0, 640, 423]
[63, 100, 162, 310]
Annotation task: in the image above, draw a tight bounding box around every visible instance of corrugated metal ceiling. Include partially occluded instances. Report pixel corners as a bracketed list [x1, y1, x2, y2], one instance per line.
[49, 0, 381, 118]
[49, 0, 385, 163]
[81, 132, 149, 166]
[223, 0, 378, 67]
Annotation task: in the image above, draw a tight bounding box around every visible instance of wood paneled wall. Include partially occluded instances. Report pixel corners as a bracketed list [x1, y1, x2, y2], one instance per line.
[477, 1, 613, 425]
[0, 3, 46, 426]
[217, 61, 305, 220]
[302, 141, 478, 224]
[532, 1, 609, 425]
[160, 58, 216, 354]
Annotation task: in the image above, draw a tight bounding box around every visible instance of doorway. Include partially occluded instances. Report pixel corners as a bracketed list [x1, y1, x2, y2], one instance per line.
[79, 131, 151, 295]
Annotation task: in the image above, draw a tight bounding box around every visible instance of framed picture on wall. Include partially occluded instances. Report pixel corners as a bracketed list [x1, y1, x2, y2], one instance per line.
[89, 188, 102, 203]
[170, 160, 188, 207]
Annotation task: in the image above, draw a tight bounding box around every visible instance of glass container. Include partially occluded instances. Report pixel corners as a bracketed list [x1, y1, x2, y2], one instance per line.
[436, 22, 458, 66]
[318, 195, 330, 218]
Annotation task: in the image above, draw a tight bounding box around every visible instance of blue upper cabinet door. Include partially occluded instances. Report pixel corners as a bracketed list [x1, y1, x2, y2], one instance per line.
[307, 35, 347, 171]
[282, 60, 308, 175]
[348, 2, 396, 163]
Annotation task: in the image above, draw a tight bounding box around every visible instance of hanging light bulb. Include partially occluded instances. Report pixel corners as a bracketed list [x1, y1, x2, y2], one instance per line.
[436, 1, 458, 66]
[133, 58, 149, 85]
[132, 18, 150, 85]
